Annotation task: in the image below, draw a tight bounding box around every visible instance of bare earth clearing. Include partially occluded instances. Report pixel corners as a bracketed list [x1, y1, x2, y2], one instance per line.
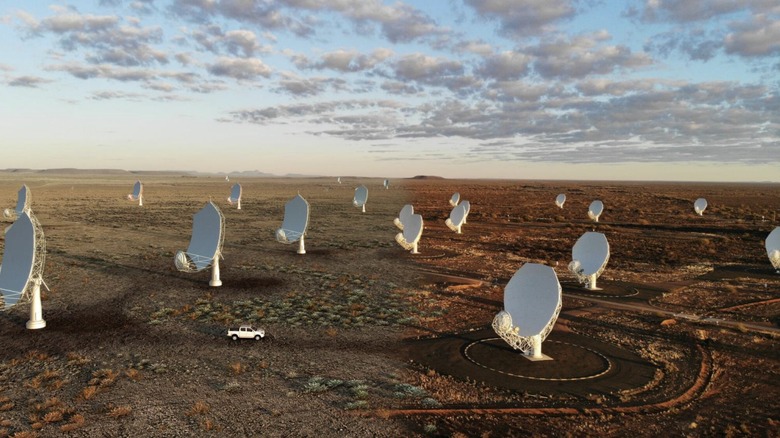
[0, 171, 778, 437]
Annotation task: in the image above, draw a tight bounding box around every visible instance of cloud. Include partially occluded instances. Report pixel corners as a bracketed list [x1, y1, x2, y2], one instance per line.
[8, 75, 53, 88]
[725, 14, 780, 57]
[190, 25, 269, 57]
[478, 51, 531, 80]
[273, 72, 347, 97]
[297, 48, 393, 72]
[529, 32, 653, 78]
[464, 0, 577, 38]
[626, 0, 769, 23]
[206, 56, 272, 79]
[170, 0, 450, 44]
[16, 9, 168, 67]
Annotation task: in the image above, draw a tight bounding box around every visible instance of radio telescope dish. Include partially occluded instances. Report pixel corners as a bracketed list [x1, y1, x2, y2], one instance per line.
[276, 194, 310, 254]
[394, 204, 414, 230]
[492, 263, 561, 360]
[555, 193, 566, 209]
[337, 177, 341, 184]
[766, 227, 780, 273]
[446, 204, 467, 234]
[383, 179, 389, 189]
[4, 184, 31, 220]
[225, 175, 230, 182]
[227, 183, 242, 210]
[569, 232, 610, 290]
[127, 181, 143, 206]
[694, 198, 708, 216]
[0, 211, 49, 329]
[174, 201, 225, 287]
[353, 185, 368, 213]
[588, 200, 604, 222]
[395, 213, 423, 254]
[461, 200, 471, 224]
[449, 192, 460, 207]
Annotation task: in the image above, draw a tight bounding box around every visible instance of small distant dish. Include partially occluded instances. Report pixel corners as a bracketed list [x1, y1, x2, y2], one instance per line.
[225, 175, 230, 182]
[353, 185, 368, 213]
[337, 177, 341, 184]
[395, 213, 423, 254]
[394, 204, 414, 230]
[227, 183, 242, 210]
[569, 231, 610, 290]
[0, 211, 49, 329]
[4, 184, 31, 221]
[492, 263, 561, 360]
[174, 201, 225, 287]
[555, 193, 566, 209]
[460, 200, 471, 224]
[694, 198, 707, 216]
[383, 179, 390, 189]
[446, 204, 467, 234]
[127, 180, 143, 206]
[449, 192, 460, 207]
[276, 194, 310, 254]
[766, 227, 780, 273]
[588, 200, 604, 222]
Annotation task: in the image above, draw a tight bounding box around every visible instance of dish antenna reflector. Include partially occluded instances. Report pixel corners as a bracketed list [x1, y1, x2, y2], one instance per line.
[127, 181, 143, 206]
[555, 193, 566, 209]
[588, 200, 604, 222]
[395, 213, 423, 254]
[353, 185, 368, 213]
[394, 204, 414, 230]
[492, 263, 561, 360]
[0, 211, 49, 329]
[337, 177, 341, 184]
[275, 194, 310, 254]
[383, 179, 390, 189]
[461, 200, 471, 224]
[174, 201, 225, 287]
[766, 227, 780, 273]
[225, 175, 230, 182]
[227, 183, 242, 210]
[446, 204, 467, 234]
[3, 185, 31, 220]
[449, 192, 460, 207]
[569, 232, 610, 290]
[694, 198, 707, 216]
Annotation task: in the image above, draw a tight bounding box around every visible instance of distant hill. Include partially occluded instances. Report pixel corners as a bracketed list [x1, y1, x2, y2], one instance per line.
[409, 175, 445, 180]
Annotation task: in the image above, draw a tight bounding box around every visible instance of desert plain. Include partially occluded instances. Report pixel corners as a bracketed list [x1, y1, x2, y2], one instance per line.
[0, 170, 778, 437]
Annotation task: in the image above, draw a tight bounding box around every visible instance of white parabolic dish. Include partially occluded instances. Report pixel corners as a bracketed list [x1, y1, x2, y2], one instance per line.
[276, 194, 309, 244]
[572, 231, 610, 277]
[228, 183, 242, 204]
[766, 227, 780, 270]
[130, 181, 142, 199]
[353, 185, 368, 206]
[694, 198, 708, 215]
[394, 204, 414, 230]
[446, 203, 466, 232]
[4, 185, 30, 219]
[555, 193, 566, 208]
[183, 202, 224, 271]
[449, 192, 460, 206]
[588, 200, 604, 221]
[504, 263, 561, 337]
[0, 212, 36, 309]
[401, 214, 423, 245]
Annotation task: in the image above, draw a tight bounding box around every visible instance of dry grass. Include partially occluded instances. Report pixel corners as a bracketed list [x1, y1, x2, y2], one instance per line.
[43, 411, 64, 423]
[11, 430, 39, 437]
[108, 405, 132, 418]
[324, 326, 338, 337]
[65, 352, 90, 366]
[125, 368, 142, 381]
[0, 402, 14, 412]
[188, 400, 209, 416]
[229, 362, 244, 375]
[59, 414, 86, 432]
[90, 369, 120, 387]
[202, 418, 216, 431]
[79, 386, 99, 401]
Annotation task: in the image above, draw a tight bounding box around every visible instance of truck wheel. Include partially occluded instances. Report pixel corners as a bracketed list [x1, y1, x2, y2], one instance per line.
[232, 335, 238, 341]
[255, 335, 261, 340]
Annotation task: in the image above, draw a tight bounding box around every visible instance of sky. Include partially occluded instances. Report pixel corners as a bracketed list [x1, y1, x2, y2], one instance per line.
[1, 0, 778, 181]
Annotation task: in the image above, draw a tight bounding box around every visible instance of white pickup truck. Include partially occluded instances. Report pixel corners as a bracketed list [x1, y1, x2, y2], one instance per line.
[227, 325, 265, 341]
